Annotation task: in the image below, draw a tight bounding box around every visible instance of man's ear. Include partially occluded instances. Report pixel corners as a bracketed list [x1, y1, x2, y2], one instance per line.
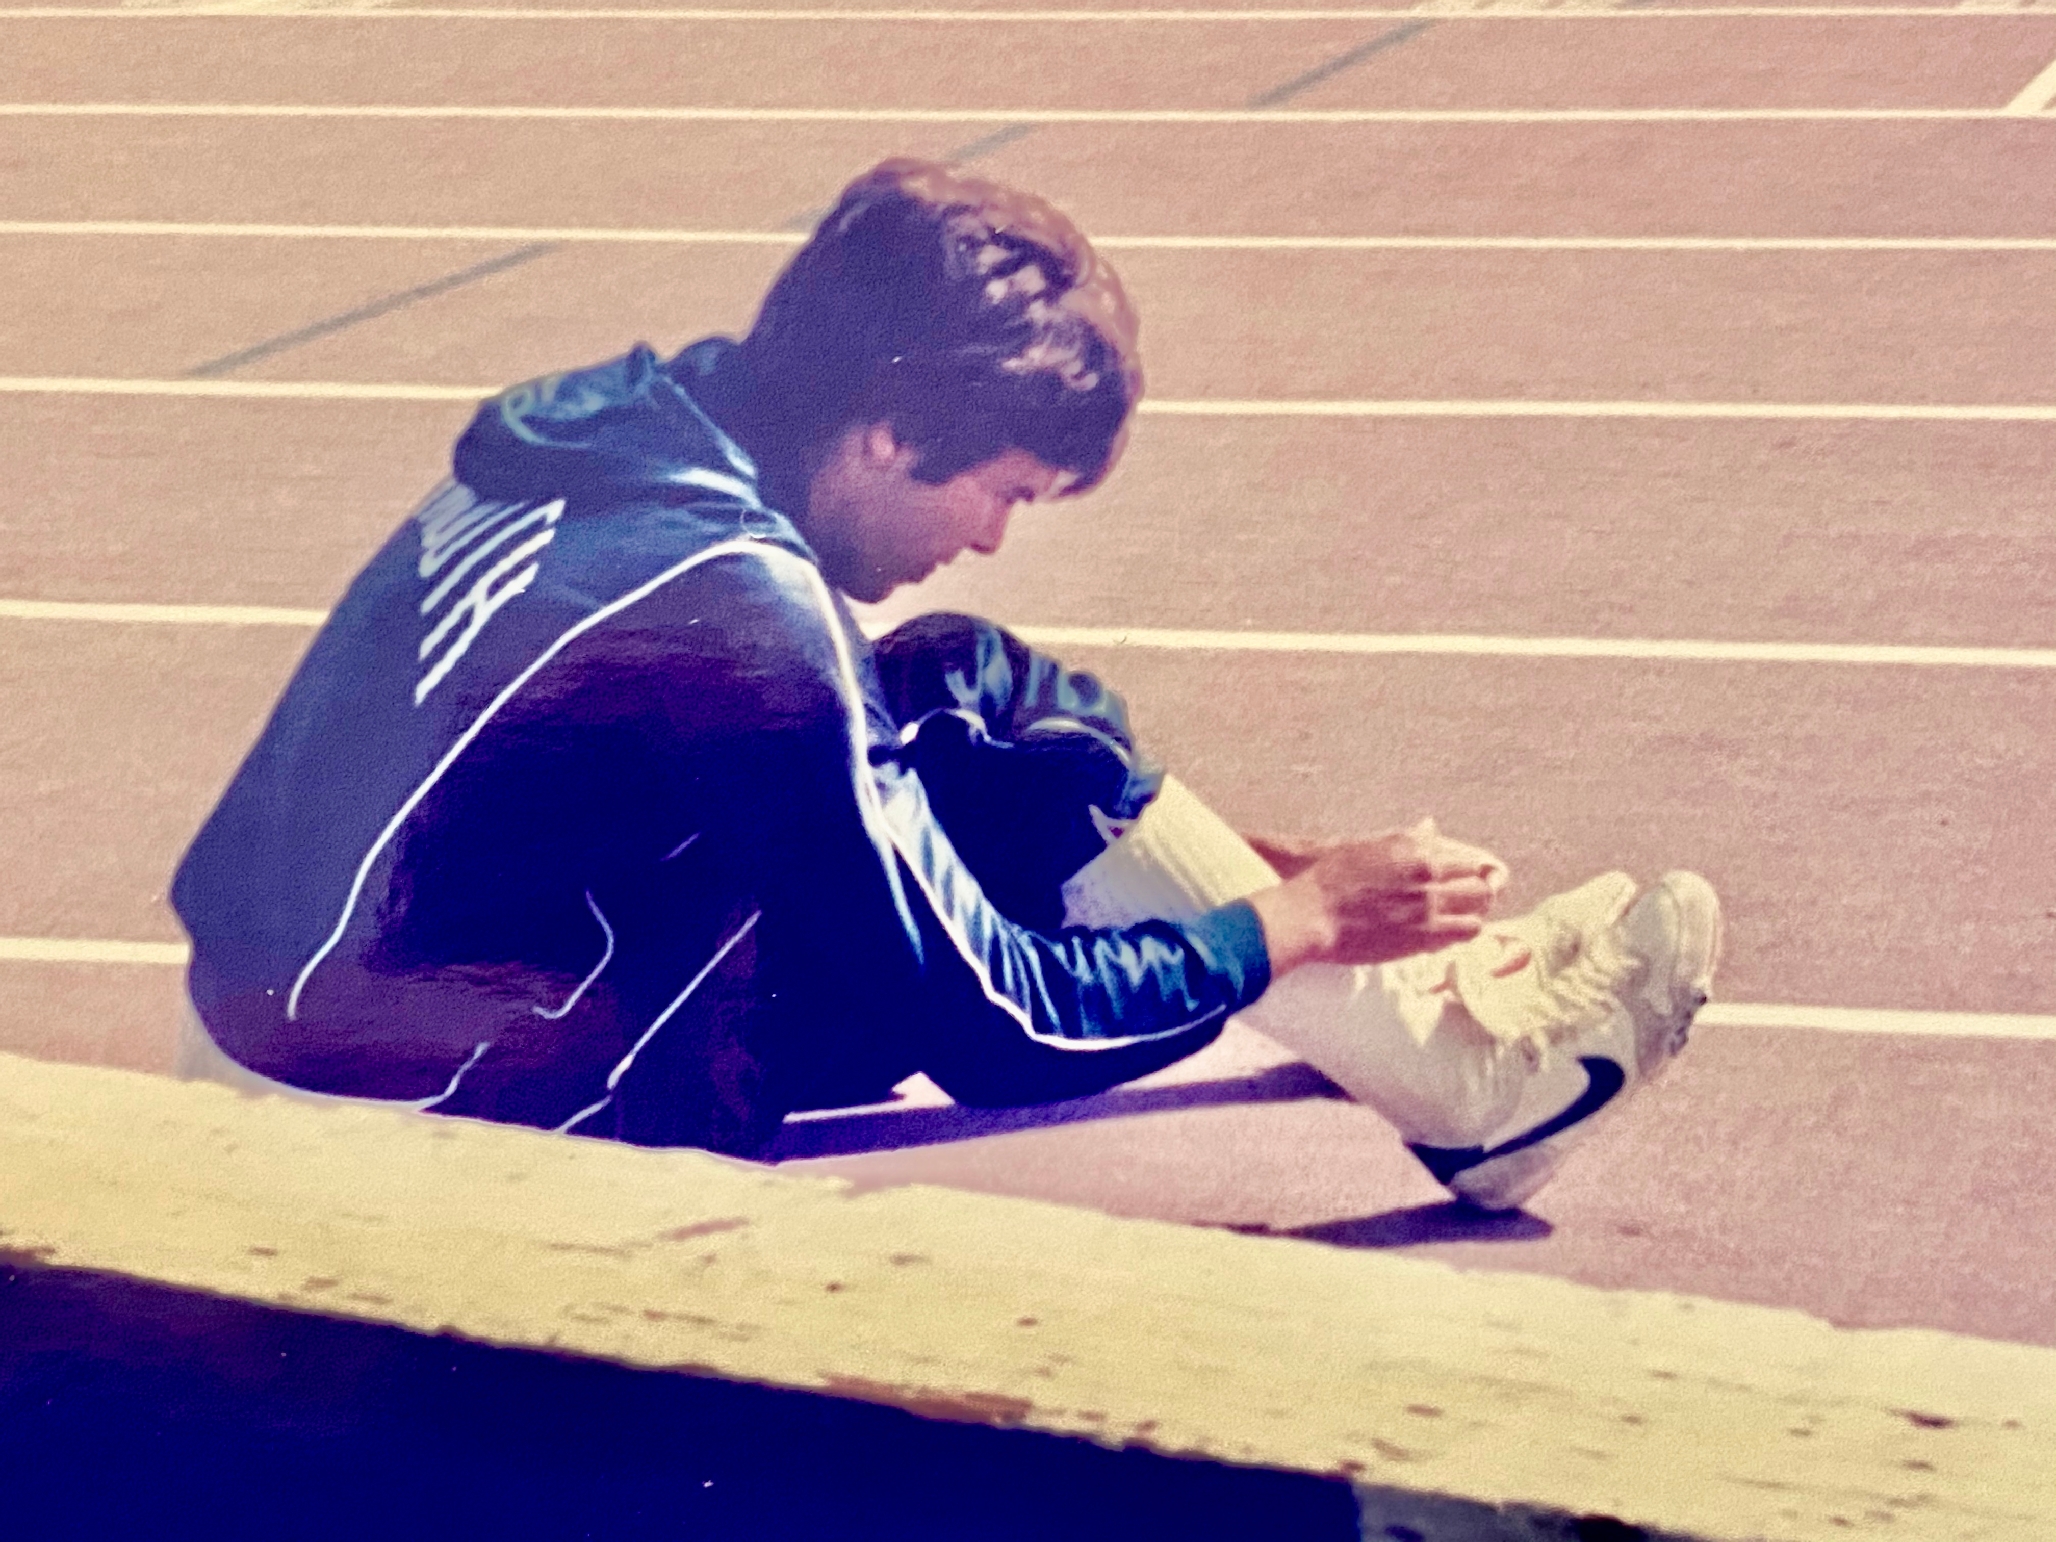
[861, 422, 904, 466]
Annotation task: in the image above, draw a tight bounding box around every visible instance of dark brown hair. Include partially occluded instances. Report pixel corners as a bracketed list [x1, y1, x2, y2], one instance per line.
[733, 159, 1143, 502]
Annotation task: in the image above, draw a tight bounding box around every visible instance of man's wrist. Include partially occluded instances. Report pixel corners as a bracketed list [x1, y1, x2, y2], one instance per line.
[1244, 833, 1320, 881]
[1245, 880, 1332, 978]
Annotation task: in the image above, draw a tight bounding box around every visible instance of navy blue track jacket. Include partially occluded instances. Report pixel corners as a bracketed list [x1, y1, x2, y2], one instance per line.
[171, 339, 1271, 1155]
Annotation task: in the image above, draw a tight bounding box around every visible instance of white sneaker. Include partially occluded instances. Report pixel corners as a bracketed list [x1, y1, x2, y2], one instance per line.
[1405, 870, 1724, 1212]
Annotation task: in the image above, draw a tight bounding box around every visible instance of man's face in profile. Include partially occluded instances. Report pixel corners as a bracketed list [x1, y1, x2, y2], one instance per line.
[803, 424, 1070, 603]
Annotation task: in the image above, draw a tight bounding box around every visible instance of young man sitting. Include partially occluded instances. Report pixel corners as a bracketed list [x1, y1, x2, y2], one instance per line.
[172, 160, 1720, 1212]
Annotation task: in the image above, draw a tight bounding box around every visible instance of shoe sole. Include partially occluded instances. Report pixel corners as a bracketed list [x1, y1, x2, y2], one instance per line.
[1623, 870, 1723, 1080]
[1439, 871, 1723, 1212]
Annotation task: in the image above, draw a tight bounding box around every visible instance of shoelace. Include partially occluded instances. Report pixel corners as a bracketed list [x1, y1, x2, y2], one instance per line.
[1391, 878, 1638, 1052]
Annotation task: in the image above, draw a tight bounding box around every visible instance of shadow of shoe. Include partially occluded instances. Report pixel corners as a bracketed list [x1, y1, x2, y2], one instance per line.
[1286, 1202, 1553, 1249]
[766, 1060, 1344, 1161]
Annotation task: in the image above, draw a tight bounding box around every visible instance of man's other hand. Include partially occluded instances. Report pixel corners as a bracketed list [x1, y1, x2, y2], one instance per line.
[1246, 820, 1507, 976]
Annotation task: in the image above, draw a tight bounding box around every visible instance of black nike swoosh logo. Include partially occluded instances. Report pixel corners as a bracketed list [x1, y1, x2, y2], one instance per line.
[1406, 1056, 1627, 1185]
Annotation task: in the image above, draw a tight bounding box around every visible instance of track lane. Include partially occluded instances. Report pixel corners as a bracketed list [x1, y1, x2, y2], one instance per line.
[0, 962, 188, 1074]
[0, 15, 1387, 111]
[7, 619, 2055, 1017]
[10, 237, 2056, 403]
[1273, 14, 2056, 107]
[0, 119, 982, 226]
[872, 416, 2056, 648]
[0, 399, 468, 607]
[11, 400, 2050, 651]
[785, 1020, 2056, 1347]
[977, 119, 2056, 238]
[0, 236, 580, 382]
[5, 117, 2054, 235]
[1089, 646, 2056, 1016]
[3, 13, 2053, 109]
[0, 237, 771, 379]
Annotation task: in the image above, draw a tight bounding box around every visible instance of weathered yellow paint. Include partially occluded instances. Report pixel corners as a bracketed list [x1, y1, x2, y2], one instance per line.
[0, 1051, 2049, 1540]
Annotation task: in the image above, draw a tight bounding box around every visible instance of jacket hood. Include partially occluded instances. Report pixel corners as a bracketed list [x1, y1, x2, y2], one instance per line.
[452, 341, 762, 507]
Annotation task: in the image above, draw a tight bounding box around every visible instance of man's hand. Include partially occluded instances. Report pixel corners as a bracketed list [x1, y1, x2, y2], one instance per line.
[1245, 820, 1506, 976]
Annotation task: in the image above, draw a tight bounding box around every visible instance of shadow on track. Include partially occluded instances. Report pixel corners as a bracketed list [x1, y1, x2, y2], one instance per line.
[1288, 1203, 1554, 1249]
[766, 1060, 1345, 1161]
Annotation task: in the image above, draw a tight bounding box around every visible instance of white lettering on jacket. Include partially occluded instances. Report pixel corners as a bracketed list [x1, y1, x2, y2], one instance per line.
[413, 486, 565, 706]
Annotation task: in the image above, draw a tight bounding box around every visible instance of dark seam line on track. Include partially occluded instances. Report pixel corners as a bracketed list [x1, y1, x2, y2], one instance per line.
[938, 121, 1043, 165]
[183, 241, 560, 378]
[1246, 19, 1434, 108]
[782, 20, 1433, 231]
[777, 126, 1042, 230]
[185, 20, 1438, 365]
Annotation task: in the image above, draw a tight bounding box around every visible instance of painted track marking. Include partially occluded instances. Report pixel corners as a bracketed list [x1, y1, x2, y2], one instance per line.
[1695, 1003, 2056, 1040]
[7, 601, 2054, 670]
[1142, 398, 2056, 420]
[0, 375, 483, 400]
[2005, 48, 2056, 110]
[0, 102, 2050, 122]
[8, 5, 2056, 18]
[4, 932, 2050, 1041]
[9, 377, 2056, 420]
[0, 599, 331, 624]
[1005, 624, 2056, 669]
[13, 221, 2056, 252]
[0, 937, 190, 966]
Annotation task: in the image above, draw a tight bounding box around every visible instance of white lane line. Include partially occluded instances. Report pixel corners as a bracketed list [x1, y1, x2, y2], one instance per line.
[8, 5, 2056, 19]
[1144, 398, 2056, 419]
[1107, 234, 2056, 250]
[1698, 1003, 2056, 1041]
[1009, 625, 2056, 668]
[0, 102, 2035, 122]
[9, 376, 2056, 420]
[6, 933, 2051, 1040]
[2004, 50, 2056, 111]
[0, 936, 190, 965]
[8, 600, 2055, 670]
[0, 598, 330, 624]
[0, 375, 483, 400]
[13, 221, 2056, 252]
[0, 221, 809, 244]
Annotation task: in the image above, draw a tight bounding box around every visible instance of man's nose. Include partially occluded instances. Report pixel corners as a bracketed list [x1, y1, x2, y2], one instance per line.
[967, 498, 1012, 555]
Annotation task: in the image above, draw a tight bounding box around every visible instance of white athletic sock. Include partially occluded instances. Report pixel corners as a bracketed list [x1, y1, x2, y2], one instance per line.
[1061, 777, 1532, 1148]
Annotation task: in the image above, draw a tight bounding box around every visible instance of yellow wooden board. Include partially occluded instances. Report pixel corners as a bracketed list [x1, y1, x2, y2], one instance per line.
[1, 1051, 2049, 1541]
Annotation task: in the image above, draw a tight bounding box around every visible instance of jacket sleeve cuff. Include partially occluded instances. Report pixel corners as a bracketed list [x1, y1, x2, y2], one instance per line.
[1175, 899, 1273, 1015]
